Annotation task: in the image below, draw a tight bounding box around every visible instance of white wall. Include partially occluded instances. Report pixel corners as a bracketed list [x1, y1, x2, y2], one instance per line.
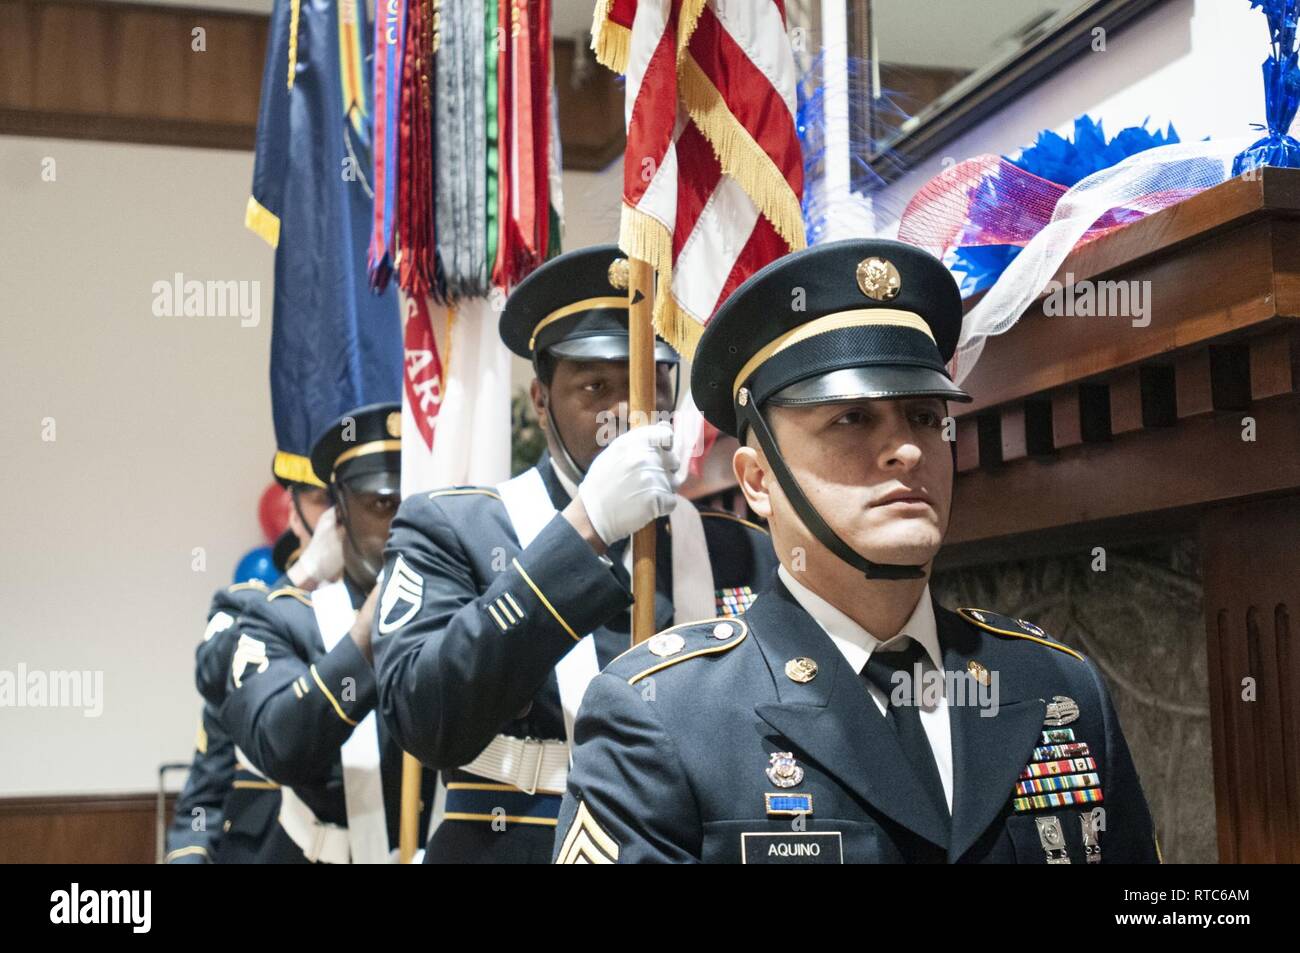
[0, 132, 623, 796]
[867, 0, 1260, 230]
[0, 136, 275, 795]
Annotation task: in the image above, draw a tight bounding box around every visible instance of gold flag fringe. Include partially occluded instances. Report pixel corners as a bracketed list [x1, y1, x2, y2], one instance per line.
[679, 54, 806, 253]
[676, 0, 706, 66]
[591, 0, 631, 74]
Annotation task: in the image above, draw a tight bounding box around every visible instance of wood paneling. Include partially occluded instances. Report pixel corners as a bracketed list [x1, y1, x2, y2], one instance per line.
[1201, 499, 1300, 864]
[0, 793, 175, 864]
[0, 0, 267, 150]
[554, 36, 625, 171]
[0, 0, 625, 166]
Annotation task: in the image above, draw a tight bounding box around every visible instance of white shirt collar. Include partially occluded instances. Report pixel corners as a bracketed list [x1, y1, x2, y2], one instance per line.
[776, 564, 942, 675]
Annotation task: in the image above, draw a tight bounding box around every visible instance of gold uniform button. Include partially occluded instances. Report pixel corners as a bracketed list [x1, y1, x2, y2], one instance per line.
[712, 623, 734, 640]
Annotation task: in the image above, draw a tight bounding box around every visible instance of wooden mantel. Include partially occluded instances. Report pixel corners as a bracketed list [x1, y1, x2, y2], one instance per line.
[943, 167, 1300, 864]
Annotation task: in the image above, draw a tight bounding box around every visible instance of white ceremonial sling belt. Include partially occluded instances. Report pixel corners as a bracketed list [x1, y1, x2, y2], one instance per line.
[278, 787, 351, 864]
[493, 464, 714, 766]
[293, 580, 390, 864]
[460, 735, 571, 795]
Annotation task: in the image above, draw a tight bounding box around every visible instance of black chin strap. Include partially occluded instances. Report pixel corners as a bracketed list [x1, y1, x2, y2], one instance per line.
[540, 397, 588, 487]
[332, 487, 381, 589]
[290, 487, 316, 537]
[738, 389, 926, 581]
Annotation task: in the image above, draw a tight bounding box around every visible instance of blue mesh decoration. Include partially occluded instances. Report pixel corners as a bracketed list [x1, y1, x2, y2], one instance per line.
[953, 116, 1179, 295]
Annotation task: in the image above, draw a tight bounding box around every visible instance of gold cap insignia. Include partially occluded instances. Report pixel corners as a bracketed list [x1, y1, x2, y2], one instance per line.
[386, 412, 402, 438]
[856, 257, 901, 301]
[608, 257, 630, 291]
[648, 632, 686, 658]
[785, 657, 818, 684]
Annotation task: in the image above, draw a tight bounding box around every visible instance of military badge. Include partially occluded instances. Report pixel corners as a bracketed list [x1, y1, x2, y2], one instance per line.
[555, 801, 619, 864]
[204, 611, 235, 643]
[378, 555, 423, 634]
[1043, 695, 1080, 727]
[1034, 815, 1071, 864]
[764, 792, 813, 817]
[231, 634, 269, 688]
[1012, 723, 1105, 815]
[1080, 811, 1102, 863]
[784, 657, 818, 684]
[714, 586, 757, 618]
[766, 751, 804, 788]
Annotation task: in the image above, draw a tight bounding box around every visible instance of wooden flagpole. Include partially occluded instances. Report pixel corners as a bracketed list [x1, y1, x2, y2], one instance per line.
[398, 752, 422, 863]
[628, 256, 658, 645]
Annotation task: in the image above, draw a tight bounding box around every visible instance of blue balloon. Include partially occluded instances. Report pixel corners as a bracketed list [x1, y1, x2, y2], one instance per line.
[233, 546, 278, 585]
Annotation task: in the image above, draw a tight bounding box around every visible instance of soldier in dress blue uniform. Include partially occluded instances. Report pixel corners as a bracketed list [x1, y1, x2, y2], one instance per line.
[221, 405, 435, 863]
[554, 239, 1161, 864]
[171, 467, 339, 863]
[373, 244, 778, 863]
[167, 578, 275, 864]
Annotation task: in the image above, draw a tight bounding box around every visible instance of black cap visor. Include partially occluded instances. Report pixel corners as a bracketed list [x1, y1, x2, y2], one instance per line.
[545, 334, 679, 364]
[766, 365, 971, 407]
[338, 468, 402, 496]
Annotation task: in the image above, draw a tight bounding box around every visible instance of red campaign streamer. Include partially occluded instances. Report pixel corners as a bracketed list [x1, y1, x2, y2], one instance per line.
[492, 0, 513, 288]
[531, 0, 551, 265]
[512, 0, 536, 269]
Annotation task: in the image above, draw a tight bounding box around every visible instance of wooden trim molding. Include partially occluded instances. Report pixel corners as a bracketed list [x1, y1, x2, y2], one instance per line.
[0, 792, 175, 864]
[0, 0, 625, 167]
[0, 0, 268, 150]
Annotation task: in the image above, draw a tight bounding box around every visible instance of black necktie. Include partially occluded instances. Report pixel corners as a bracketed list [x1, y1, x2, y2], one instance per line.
[862, 639, 950, 822]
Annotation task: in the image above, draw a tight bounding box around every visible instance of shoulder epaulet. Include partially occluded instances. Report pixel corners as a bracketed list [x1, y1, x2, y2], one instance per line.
[698, 510, 769, 535]
[606, 617, 749, 685]
[267, 586, 313, 608]
[228, 579, 268, 593]
[956, 608, 1084, 662]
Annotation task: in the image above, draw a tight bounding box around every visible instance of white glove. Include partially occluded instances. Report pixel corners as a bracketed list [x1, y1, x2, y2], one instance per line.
[578, 422, 681, 545]
[288, 506, 344, 588]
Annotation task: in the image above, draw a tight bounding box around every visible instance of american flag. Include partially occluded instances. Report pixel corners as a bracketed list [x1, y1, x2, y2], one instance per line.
[592, 0, 805, 358]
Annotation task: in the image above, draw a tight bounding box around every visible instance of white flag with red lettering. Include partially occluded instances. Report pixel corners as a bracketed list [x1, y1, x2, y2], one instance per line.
[399, 294, 512, 497]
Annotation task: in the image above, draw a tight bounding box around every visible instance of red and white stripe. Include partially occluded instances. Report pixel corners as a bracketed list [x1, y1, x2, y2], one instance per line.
[594, 0, 805, 358]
